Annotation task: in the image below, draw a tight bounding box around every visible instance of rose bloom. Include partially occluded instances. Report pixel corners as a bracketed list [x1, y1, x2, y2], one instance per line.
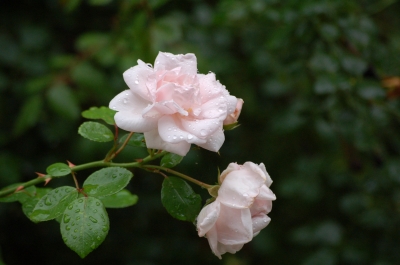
[109, 52, 238, 156]
[197, 162, 276, 259]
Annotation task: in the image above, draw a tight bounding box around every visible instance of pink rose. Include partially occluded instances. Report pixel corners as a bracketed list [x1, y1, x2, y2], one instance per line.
[197, 162, 276, 259]
[109, 52, 238, 156]
[223, 98, 244, 125]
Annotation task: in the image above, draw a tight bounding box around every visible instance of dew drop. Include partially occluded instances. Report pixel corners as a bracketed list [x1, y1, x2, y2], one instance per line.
[55, 189, 59, 193]
[90, 242, 96, 250]
[93, 209, 98, 213]
[200, 129, 207, 136]
[63, 214, 71, 223]
[123, 98, 128, 104]
[76, 216, 80, 220]
[96, 236, 101, 241]
[44, 198, 52, 206]
[73, 235, 77, 239]
[172, 135, 177, 140]
[96, 201, 100, 206]
[65, 225, 71, 231]
[89, 216, 98, 223]
[74, 229, 78, 233]
[134, 80, 139, 84]
[187, 134, 193, 140]
[78, 199, 83, 203]
[75, 209, 80, 213]
[102, 226, 108, 232]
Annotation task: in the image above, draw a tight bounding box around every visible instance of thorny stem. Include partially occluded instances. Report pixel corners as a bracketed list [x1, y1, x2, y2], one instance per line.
[0, 151, 168, 198]
[141, 165, 213, 189]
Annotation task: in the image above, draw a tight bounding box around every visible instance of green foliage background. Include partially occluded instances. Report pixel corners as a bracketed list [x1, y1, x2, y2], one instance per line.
[1, 0, 400, 264]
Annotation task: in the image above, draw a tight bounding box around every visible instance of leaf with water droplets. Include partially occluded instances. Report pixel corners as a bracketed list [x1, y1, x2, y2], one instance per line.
[46, 162, 71, 177]
[81, 106, 116, 125]
[83, 167, 133, 198]
[161, 177, 201, 222]
[78, 121, 114, 142]
[20, 187, 52, 221]
[100, 189, 138, 208]
[30, 186, 78, 222]
[60, 197, 109, 258]
[160, 153, 183, 168]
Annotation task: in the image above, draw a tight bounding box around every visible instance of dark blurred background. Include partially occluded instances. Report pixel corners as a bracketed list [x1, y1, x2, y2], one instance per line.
[1, 0, 400, 264]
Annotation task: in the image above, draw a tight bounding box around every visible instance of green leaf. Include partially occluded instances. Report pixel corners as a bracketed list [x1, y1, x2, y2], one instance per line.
[60, 197, 109, 258]
[78, 121, 114, 142]
[81, 106, 116, 125]
[47, 84, 80, 120]
[21, 187, 52, 220]
[100, 189, 138, 208]
[13, 95, 42, 136]
[83, 167, 133, 198]
[119, 133, 146, 147]
[161, 177, 201, 222]
[0, 184, 36, 203]
[46, 163, 71, 177]
[160, 153, 183, 168]
[30, 186, 78, 222]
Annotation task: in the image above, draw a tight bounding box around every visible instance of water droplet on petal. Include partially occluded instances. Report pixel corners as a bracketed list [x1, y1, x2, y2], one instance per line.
[123, 98, 128, 104]
[187, 134, 193, 140]
[134, 80, 139, 84]
[200, 129, 207, 136]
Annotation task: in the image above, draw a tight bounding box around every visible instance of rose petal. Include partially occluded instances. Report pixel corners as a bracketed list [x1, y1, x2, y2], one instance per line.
[218, 167, 266, 208]
[180, 117, 222, 139]
[250, 197, 273, 216]
[257, 185, 276, 201]
[214, 241, 244, 259]
[158, 116, 206, 145]
[197, 201, 220, 237]
[216, 204, 253, 245]
[252, 214, 271, 237]
[144, 129, 191, 156]
[219, 163, 241, 184]
[258, 162, 273, 187]
[154, 52, 197, 76]
[196, 128, 225, 152]
[109, 90, 158, 132]
[123, 61, 153, 101]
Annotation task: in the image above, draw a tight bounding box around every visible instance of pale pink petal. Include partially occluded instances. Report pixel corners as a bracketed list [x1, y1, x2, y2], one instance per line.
[218, 167, 266, 209]
[198, 73, 226, 103]
[250, 197, 273, 216]
[158, 116, 206, 145]
[224, 98, 243, 125]
[219, 163, 241, 184]
[216, 204, 253, 245]
[243, 162, 269, 183]
[109, 90, 157, 132]
[196, 128, 225, 152]
[225, 95, 239, 116]
[199, 96, 229, 120]
[154, 52, 197, 76]
[205, 225, 221, 259]
[123, 61, 153, 101]
[180, 118, 222, 139]
[144, 129, 191, 156]
[252, 214, 271, 237]
[258, 162, 273, 187]
[256, 185, 276, 201]
[197, 201, 220, 237]
[214, 242, 244, 259]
